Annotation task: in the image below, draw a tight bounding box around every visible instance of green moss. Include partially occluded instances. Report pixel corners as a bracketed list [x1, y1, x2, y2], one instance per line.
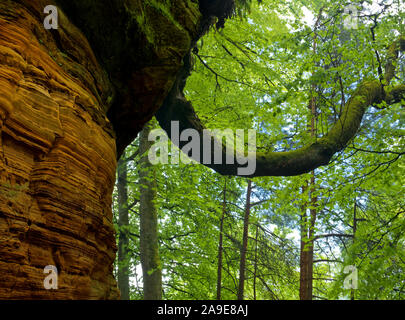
[146, 0, 183, 31]
[0, 182, 29, 198]
[127, 0, 191, 48]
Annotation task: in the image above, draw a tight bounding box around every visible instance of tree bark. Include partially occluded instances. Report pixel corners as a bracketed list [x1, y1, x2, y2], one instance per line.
[299, 177, 317, 300]
[351, 199, 357, 301]
[299, 106, 318, 300]
[299, 187, 310, 301]
[139, 122, 162, 300]
[299, 186, 317, 300]
[216, 178, 227, 300]
[253, 224, 259, 300]
[237, 180, 252, 300]
[117, 152, 130, 300]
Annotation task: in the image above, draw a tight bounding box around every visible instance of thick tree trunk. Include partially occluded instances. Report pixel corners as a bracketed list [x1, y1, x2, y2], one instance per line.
[237, 180, 252, 300]
[139, 122, 162, 300]
[117, 152, 130, 300]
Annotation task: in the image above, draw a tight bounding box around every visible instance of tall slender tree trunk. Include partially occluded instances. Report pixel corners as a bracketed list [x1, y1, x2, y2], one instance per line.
[299, 180, 317, 301]
[299, 206, 306, 298]
[299, 169, 318, 297]
[139, 122, 162, 300]
[237, 180, 252, 300]
[299, 14, 321, 300]
[308, 174, 317, 297]
[299, 192, 310, 300]
[351, 199, 357, 300]
[253, 224, 259, 300]
[117, 151, 130, 300]
[299, 120, 318, 300]
[216, 178, 227, 300]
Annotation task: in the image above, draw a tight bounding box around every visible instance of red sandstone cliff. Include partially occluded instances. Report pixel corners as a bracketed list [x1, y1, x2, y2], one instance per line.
[0, 0, 203, 299]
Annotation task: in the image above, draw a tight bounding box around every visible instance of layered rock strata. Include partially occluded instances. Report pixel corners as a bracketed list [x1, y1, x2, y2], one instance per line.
[0, 0, 202, 299]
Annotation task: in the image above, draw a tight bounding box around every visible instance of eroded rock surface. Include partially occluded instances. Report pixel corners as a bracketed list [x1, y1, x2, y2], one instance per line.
[0, 0, 118, 299]
[0, 0, 202, 299]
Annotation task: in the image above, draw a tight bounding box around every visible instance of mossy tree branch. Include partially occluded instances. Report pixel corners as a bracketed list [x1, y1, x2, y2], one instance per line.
[156, 40, 404, 177]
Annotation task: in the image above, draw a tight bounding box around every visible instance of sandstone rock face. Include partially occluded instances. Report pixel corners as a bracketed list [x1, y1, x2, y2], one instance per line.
[0, 0, 201, 299]
[0, 1, 118, 299]
[55, 0, 202, 156]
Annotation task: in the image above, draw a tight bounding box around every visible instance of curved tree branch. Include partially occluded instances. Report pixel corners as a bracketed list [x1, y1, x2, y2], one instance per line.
[156, 39, 405, 177]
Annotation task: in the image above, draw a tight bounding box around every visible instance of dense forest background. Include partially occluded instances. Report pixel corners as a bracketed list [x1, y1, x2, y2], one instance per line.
[111, 0, 405, 300]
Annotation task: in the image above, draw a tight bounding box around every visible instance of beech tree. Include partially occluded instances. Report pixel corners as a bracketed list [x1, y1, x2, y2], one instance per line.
[157, 10, 404, 177]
